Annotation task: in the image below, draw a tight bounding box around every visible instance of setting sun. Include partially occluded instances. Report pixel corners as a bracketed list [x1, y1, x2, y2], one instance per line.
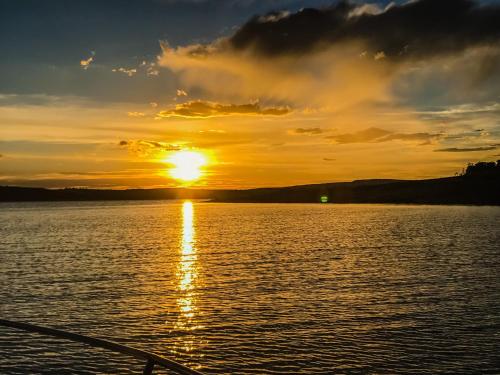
[166, 151, 207, 182]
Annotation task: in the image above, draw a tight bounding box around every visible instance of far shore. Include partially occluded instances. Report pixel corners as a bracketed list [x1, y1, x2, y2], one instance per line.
[2, 166, 499, 206]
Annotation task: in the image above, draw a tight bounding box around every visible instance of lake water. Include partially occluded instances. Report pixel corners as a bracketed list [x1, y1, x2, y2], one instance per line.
[1, 201, 499, 374]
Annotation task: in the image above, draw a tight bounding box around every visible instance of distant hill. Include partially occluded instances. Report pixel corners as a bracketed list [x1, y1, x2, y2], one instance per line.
[0, 186, 216, 202]
[1, 161, 499, 205]
[210, 176, 499, 205]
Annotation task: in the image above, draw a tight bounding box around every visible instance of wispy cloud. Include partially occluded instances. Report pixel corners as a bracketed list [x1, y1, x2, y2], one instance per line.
[146, 63, 159, 76]
[119, 140, 181, 156]
[434, 146, 498, 152]
[418, 103, 500, 120]
[293, 127, 323, 135]
[112, 67, 137, 77]
[327, 127, 441, 144]
[127, 112, 146, 117]
[327, 127, 391, 143]
[374, 51, 386, 61]
[80, 52, 95, 70]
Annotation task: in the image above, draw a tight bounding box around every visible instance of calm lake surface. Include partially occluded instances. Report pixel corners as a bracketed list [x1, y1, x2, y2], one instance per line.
[1, 201, 499, 374]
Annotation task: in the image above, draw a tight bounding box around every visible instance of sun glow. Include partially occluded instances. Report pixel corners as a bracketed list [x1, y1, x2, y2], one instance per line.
[166, 151, 207, 182]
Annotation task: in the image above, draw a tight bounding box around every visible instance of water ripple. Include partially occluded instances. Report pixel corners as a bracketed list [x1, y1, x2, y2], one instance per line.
[1, 202, 499, 374]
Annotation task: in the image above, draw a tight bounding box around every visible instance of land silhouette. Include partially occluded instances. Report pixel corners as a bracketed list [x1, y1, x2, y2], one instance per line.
[1, 161, 499, 205]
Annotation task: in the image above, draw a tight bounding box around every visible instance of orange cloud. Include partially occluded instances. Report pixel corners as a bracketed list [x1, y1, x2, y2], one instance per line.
[127, 111, 146, 117]
[80, 54, 94, 70]
[160, 32, 401, 112]
[293, 128, 323, 135]
[156, 100, 290, 118]
[119, 140, 181, 157]
[327, 127, 442, 144]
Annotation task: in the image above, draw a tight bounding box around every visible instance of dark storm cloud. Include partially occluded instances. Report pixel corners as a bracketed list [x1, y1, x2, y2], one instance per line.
[229, 0, 500, 58]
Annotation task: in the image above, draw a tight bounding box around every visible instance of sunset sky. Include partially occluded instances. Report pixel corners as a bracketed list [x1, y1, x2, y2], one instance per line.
[1, 0, 500, 189]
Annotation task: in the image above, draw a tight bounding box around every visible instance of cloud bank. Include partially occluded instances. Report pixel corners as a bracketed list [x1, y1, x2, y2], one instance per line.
[158, 0, 500, 117]
[155, 0, 500, 159]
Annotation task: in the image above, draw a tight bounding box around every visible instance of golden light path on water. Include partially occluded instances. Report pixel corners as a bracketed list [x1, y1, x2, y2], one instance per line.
[173, 200, 204, 360]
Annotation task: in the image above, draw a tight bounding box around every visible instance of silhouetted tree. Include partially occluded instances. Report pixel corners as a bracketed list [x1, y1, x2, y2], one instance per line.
[464, 160, 500, 177]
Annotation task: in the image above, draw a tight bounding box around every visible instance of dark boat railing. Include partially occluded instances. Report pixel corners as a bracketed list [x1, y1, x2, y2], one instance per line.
[0, 318, 204, 375]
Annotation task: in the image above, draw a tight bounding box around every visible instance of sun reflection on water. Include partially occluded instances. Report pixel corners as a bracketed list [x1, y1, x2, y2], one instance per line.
[173, 201, 204, 358]
[180, 201, 195, 291]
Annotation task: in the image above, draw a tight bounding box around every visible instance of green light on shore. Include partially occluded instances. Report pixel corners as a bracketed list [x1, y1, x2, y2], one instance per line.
[320, 195, 328, 203]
